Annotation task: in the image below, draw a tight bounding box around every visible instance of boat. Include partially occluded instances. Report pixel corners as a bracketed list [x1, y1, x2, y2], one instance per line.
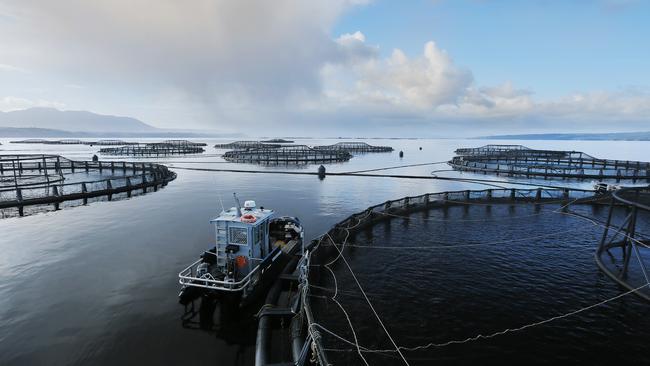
[178, 194, 304, 307]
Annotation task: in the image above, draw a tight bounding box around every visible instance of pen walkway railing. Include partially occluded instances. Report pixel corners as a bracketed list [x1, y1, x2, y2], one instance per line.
[0, 154, 176, 217]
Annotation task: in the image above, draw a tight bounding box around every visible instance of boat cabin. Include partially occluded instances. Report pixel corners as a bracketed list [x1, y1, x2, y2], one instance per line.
[178, 197, 303, 299]
[210, 200, 275, 281]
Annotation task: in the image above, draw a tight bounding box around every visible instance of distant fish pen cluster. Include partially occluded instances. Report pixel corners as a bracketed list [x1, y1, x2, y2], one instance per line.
[261, 187, 608, 365]
[214, 140, 281, 149]
[99, 140, 205, 156]
[260, 138, 294, 144]
[0, 154, 176, 217]
[158, 139, 207, 147]
[11, 139, 207, 155]
[449, 144, 650, 182]
[222, 144, 352, 164]
[10, 139, 140, 146]
[215, 140, 393, 165]
[313, 141, 393, 153]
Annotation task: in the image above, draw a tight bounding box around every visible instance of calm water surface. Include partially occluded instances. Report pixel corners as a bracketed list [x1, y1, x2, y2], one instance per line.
[0, 138, 649, 365]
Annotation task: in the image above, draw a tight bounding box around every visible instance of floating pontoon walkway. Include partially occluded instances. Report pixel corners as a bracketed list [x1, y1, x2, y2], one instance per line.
[222, 145, 351, 164]
[449, 144, 650, 182]
[313, 141, 393, 153]
[99, 142, 205, 156]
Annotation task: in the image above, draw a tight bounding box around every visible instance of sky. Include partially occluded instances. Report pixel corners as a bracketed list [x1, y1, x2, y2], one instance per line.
[1, 0, 649, 137]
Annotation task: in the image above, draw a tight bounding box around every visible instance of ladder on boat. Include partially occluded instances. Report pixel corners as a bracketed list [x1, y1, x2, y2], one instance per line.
[215, 221, 228, 267]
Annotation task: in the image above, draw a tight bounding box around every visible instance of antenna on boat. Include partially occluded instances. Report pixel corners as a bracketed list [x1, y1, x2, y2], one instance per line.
[218, 193, 225, 214]
[233, 193, 242, 217]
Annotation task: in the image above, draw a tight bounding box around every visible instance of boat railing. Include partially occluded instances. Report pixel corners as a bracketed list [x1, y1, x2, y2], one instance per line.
[178, 258, 263, 292]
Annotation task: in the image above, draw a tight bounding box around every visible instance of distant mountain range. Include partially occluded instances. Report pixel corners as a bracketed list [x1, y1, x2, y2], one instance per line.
[0, 107, 242, 138]
[0, 107, 157, 133]
[478, 132, 650, 141]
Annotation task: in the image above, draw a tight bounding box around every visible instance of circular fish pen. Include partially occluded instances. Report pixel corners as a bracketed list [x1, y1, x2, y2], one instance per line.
[223, 145, 351, 164]
[10, 139, 139, 145]
[99, 142, 205, 156]
[449, 144, 650, 182]
[262, 187, 650, 365]
[90, 139, 139, 146]
[214, 141, 281, 149]
[0, 154, 176, 218]
[313, 142, 393, 153]
[260, 138, 294, 144]
[596, 186, 650, 300]
[159, 139, 207, 147]
[10, 139, 51, 144]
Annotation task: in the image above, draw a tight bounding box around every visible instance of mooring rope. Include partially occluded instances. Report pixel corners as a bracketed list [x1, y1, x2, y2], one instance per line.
[342, 161, 448, 174]
[312, 282, 650, 355]
[304, 208, 411, 365]
[168, 164, 592, 191]
[326, 231, 411, 365]
[311, 210, 376, 366]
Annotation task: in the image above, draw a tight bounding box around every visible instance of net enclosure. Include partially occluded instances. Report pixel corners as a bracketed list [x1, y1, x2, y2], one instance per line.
[99, 141, 205, 156]
[0, 154, 176, 217]
[260, 138, 294, 143]
[449, 144, 650, 182]
[312, 141, 393, 153]
[597, 185, 650, 301]
[214, 140, 281, 149]
[284, 186, 650, 365]
[222, 144, 352, 164]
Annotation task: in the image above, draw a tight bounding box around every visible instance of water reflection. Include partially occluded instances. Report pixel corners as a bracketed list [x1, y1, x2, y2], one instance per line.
[181, 295, 257, 346]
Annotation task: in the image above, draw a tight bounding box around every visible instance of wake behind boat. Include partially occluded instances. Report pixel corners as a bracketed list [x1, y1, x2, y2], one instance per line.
[178, 194, 304, 306]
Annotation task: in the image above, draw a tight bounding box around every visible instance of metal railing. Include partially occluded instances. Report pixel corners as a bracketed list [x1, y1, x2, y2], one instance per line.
[596, 185, 650, 301]
[178, 258, 263, 292]
[223, 145, 352, 164]
[450, 145, 650, 181]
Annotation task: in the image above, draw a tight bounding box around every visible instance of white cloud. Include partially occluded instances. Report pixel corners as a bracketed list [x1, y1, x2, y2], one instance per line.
[63, 84, 84, 89]
[0, 63, 28, 73]
[0, 96, 65, 112]
[315, 35, 650, 133]
[1, 0, 362, 99]
[0, 0, 649, 135]
[321, 40, 473, 109]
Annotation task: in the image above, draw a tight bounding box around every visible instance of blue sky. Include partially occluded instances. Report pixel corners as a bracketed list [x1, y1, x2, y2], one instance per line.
[333, 0, 650, 98]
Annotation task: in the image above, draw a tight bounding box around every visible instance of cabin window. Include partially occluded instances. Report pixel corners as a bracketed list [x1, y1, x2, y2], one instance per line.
[254, 223, 264, 244]
[229, 227, 248, 245]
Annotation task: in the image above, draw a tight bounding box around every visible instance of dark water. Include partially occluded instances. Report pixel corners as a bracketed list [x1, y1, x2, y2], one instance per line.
[0, 138, 649, 365]
[311, 204, 650, 365]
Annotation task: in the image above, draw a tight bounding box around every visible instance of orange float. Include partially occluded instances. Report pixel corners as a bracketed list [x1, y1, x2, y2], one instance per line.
[235, 255, 247, 268]
[241, 214, 257, 223]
